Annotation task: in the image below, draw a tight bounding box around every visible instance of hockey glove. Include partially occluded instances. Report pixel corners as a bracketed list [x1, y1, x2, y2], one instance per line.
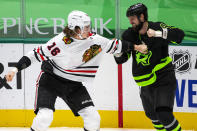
[41, 60, 53, 74]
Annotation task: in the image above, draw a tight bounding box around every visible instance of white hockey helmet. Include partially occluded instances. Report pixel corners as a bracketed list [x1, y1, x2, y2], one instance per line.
[67, 10, 91, 32]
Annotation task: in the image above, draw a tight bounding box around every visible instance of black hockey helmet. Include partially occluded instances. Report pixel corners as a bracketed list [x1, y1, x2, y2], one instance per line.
[126, 3, 148, 21]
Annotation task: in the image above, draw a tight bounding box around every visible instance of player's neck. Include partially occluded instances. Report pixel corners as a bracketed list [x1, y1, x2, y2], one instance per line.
[73, 35, 88, 40]
[139, 21, 148, 35]
[74, 35, 82, 40]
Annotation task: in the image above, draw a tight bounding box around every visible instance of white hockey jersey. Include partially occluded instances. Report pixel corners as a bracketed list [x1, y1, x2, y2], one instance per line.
[26, 32, 111, 82]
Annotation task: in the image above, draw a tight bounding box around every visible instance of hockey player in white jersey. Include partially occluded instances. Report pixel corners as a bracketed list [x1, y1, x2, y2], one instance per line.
[5, 10, 128, 131]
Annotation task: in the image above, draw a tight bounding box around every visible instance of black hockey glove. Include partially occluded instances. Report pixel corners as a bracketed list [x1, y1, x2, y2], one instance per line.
[41, 60, 53, 74]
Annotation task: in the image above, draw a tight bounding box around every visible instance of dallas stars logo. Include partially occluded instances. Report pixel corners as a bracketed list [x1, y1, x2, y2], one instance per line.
[136, 51, 152, 66]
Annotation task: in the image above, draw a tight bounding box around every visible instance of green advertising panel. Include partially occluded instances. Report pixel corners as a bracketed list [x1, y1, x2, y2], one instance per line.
[0, 0, 197, 43]
[120, 0, 197, 41]
[0, 0, 116, 42]
[0, 0, 21, 38]
[25, 0, 116, 38]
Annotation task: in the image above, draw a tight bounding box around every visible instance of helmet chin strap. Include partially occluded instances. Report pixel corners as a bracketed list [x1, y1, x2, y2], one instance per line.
[74, 26, 90, 40]
[78, 27, 84, 39]
[78, 29, 90, 40]
[73, 30, 84, 39]
[78, 33, 83, 39]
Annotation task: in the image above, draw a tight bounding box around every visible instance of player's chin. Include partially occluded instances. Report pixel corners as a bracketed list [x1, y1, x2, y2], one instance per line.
[85, 35, 90, 39]
[132, 26, 138, 31]
[131, 27, 136, 30]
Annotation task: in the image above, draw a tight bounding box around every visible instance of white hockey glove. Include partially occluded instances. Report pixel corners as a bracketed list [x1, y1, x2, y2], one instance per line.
[114, 52, 123, 57]
[147, 28, 167, 39]
[105, 39, 122, 54]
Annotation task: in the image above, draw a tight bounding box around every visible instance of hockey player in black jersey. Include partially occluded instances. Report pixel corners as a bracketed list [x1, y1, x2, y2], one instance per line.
[114, 3, 185, 131]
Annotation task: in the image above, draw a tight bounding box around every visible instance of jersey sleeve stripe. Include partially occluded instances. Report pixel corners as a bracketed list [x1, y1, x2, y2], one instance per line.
[106, 40, 115, 53]
[112, 40, 119, 53]
[37, 47, 45, 61]
[40, 46, 46, 56]
[33, 49, 41, 62]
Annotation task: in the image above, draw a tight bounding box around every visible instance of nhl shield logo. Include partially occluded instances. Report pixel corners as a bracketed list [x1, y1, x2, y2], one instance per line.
[171, 50, 191, 74]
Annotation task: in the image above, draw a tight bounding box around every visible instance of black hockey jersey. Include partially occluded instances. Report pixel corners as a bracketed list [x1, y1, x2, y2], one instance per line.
[114, 21, 185, 87]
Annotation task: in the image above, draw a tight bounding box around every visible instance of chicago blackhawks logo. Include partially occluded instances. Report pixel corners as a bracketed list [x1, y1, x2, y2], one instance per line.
[82, 44, 102, 63]
[62, 36, 73, 44]
[136, 51, 152, 66]
[171, 50, 191, 74]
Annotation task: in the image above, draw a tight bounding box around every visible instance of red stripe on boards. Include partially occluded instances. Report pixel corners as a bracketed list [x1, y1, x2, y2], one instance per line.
[118, 64, 123, 128]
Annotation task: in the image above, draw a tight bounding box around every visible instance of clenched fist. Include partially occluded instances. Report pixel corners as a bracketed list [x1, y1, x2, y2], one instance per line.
[147, 29, 156, 37]
[134, 43, 148, 54]
[5, 71, 15, 82]
[5, 68, 18, 82]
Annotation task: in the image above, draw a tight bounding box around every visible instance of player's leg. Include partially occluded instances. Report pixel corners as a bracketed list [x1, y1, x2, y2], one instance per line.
[61, 81, 100, 131]
[140, 86, 165, 131]
[31, 72, 58, 131]
[155, 71, 181, 131]
[31, 108, 54, 131]
[79, 106, 100, 131]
